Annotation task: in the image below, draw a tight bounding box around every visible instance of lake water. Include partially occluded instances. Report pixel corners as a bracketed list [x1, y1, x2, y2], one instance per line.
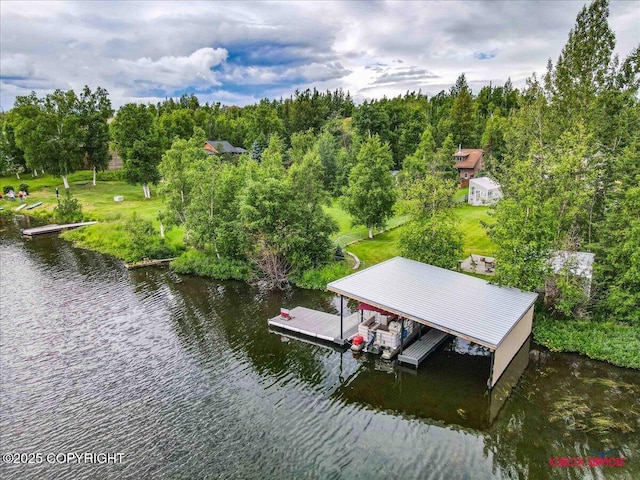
[1, 217, 638, 479]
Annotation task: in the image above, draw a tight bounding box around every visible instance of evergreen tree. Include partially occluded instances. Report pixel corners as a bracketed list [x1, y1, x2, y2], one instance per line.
[449, 74, 477, 147]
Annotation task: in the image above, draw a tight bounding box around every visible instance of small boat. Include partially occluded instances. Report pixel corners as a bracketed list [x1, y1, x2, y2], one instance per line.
[26, 202, 43, 210]
[15, 203, 27, 211]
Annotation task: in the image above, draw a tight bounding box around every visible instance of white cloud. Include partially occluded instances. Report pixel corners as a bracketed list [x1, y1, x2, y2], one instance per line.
[0, 53, 35, 78]
[0, 0, 638, 108]
[113, 47, 228, 92]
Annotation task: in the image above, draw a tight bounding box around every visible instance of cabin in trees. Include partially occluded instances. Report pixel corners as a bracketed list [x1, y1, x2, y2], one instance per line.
[453, 147, 484, 187]
[203, 140, 247, 155]
[468, 177, 502, 206]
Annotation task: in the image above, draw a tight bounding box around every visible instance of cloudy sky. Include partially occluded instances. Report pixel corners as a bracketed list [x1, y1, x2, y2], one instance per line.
[1, 1, 638, 110]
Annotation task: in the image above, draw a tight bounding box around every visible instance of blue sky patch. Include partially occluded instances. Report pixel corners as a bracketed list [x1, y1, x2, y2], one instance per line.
[473, 51, 499, 60]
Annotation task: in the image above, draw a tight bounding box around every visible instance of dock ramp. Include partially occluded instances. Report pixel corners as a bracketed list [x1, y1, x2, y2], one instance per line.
[398, 329, 451, 367]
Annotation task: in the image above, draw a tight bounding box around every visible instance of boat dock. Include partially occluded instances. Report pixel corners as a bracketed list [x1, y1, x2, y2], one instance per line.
[398, 329, 451, 367]
[21, 221, 98, 237]
[268, 306, 363, 346]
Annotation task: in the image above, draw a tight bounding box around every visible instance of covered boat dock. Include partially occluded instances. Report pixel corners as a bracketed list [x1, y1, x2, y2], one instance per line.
[327, 257, 538, 388]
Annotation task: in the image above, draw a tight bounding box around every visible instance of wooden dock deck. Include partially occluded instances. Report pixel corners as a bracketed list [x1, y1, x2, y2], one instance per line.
[398, 329, 451, 367]
[22, 221, 98, 237]
[268, 306, 361, 346]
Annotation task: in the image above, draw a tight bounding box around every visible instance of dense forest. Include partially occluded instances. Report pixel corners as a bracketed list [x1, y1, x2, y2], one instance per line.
[1, 0, 638, 329]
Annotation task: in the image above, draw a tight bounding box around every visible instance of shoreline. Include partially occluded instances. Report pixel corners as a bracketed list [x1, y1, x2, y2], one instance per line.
[3, 207, 639, 371]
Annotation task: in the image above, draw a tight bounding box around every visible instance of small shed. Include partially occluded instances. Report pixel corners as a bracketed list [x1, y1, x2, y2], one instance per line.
[327, 257, 538, 388]
[468, 177, 502, 206]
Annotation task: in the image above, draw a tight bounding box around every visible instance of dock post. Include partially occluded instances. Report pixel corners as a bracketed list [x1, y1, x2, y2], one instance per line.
[340, 295, 344, 340]
[400, 318, 405, 354]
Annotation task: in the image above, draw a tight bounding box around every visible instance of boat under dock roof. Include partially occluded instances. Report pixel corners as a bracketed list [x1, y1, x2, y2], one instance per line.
[327, 257, 538, 387]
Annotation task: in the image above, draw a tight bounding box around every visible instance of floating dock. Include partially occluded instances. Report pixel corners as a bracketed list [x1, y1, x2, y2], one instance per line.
[268, 306, 363, 346]
[21, 221, 98, 237]
[398, 330, 451, 367]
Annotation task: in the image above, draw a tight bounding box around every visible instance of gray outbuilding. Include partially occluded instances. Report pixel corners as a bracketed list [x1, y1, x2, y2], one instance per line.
[327, 257, 538, 388]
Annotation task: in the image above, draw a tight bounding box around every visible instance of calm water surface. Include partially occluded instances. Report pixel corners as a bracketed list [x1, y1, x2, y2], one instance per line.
[1, 217, 638, 479]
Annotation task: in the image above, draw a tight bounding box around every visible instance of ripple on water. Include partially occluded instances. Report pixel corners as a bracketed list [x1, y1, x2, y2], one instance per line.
[3, 227, 639, 480]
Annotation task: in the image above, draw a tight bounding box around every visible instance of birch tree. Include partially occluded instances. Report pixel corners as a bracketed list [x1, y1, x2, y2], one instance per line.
[342, 135, 396, 238]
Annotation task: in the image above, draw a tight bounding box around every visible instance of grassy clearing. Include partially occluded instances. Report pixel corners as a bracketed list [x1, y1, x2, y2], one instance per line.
[324, 198, 408, 247]
[346, 226, 404, 268]
[454, 186, 469, 202]
[453, 204, 494, 257]
[61, 218, 183, 262]
[533, 313, 640, 369]
[0, 171, 163, 223]
[346, 204, 495, 267]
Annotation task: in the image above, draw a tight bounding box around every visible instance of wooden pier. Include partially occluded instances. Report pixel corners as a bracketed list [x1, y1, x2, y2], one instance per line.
[268, 306, 361, 346]
[21, 221, 98, 237]
[398, 330, 451, 367]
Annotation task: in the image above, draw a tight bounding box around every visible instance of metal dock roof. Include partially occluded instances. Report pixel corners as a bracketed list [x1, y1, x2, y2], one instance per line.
[327, 257, 538, 349]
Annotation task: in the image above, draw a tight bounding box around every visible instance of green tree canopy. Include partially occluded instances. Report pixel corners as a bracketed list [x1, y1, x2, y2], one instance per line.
[342, 135, 396, 238]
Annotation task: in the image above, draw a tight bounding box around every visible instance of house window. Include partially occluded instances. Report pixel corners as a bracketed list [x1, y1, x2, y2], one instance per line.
[488, 191, 493, 197]
[470, 187, 475, 195]
[464, 172, 468, 179]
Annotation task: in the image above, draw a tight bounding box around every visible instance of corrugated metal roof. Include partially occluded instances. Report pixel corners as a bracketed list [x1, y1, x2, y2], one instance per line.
[326, 257, 538, 349]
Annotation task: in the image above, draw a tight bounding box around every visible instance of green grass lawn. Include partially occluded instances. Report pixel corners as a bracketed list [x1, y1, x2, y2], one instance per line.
[323, 198, 408, 247]
[4, 172, 494, 276]
[346, 226, 405, 268]
[453, 204, 494, 257]
[1, 171, 163, 222]
[454, 186, 469, 202]
[346, 204, 496, 267]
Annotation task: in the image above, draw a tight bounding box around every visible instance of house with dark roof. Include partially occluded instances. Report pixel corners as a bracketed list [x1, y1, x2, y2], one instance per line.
[203, 140, 247, 155]
[453, 147, 484, 187]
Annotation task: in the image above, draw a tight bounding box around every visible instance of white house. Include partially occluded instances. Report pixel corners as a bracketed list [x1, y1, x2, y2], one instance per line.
[468, 177, 503, 206]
